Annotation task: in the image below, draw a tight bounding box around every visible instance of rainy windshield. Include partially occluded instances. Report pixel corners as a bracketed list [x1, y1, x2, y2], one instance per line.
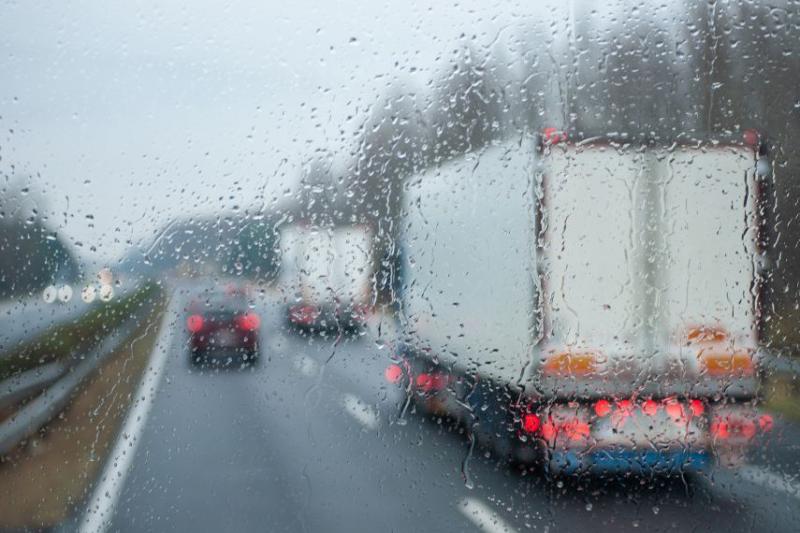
[1, 1, 799, 532]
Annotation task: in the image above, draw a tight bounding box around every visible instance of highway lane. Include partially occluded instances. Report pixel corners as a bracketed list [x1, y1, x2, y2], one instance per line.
[87, 291, 800, 532]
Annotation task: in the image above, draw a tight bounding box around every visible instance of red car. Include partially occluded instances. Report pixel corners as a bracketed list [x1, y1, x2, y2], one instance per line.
[185, 288, 261, 366]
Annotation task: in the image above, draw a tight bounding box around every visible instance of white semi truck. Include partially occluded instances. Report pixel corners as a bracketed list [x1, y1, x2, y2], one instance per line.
[394, 130, 773, 475]
[279, 223, 374, 330]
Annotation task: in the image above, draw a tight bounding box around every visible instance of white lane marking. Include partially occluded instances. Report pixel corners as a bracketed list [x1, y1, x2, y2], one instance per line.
[293, 354, 318, 377]
[737, 465, 800, 500]
[78, 299, 176, 533]
[341, 393, 379, 430]
[459, 497, 519, 533]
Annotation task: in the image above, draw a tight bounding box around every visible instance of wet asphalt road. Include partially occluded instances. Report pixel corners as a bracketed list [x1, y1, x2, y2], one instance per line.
[96, 290, 800, 532]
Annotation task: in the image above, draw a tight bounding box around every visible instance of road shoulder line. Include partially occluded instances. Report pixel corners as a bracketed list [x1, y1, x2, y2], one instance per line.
[77, 297, 176, 533]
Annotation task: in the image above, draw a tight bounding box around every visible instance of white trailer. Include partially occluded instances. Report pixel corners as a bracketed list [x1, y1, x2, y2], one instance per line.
[280, 223, 374, 329]
[396, 131, 772, 474]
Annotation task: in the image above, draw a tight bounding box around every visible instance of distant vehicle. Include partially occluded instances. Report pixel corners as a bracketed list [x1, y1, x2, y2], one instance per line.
[185, 283, 261, 366]
[279, 223, 373, 331]
[394, 130, 773, 476]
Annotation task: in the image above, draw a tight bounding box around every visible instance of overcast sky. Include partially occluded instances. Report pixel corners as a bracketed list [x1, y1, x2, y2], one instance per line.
[0, 0, 571, 266]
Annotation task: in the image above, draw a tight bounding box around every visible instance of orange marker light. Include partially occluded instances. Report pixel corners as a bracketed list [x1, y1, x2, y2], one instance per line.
[543, 352, 597, 376]
[701, 351, 754, 376]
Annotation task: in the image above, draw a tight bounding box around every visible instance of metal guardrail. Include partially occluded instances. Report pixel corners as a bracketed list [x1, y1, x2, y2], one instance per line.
[0, 361, 67, 411]
[0, 305, 151, 456]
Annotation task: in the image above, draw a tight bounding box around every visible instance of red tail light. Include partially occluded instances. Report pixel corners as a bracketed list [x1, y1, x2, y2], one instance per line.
[543, 127, 567, 144]
[664, 399, 684, 420]
[415, 372, 447, 392]
[711, 411, 761, 441]
[689, 399, 705, 417]
[416, 373, 432, 391]
[522, 413, 541, 434]
[593, 399, 612, 418]
[642, 399, 659, 416]
[743, 129, 760, 147]
[759, 414, 774, 432]
[562, 419, 590, 442]
[711, 420, 730, 439]
[187, 314, 204, 333]
[237, 312, 261, 331]
[539, 411, 591, 444]
[384, 364, 403, 384]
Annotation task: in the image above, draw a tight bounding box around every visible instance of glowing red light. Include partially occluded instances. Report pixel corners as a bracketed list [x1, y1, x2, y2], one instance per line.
[565, 420, 591, 441]
[711, 420, 730, 439]
[416, 373, 432, 391]
[759, 414, 774, 432]
[594, 399, 612, 417]
[689, 399, 705, 417]
[743, 129, 760, 147]
[522, 413, 541, 434]
[740, 420, 757, 439]
[186, 314, 204, 333]
[664, 400, 683, 420]
[384, 364, 403, 384]
[540, 421, 557, 441]
[238, 313, 261, 331]
[543, 127, 566, 144]
[642, 399, 658, 417]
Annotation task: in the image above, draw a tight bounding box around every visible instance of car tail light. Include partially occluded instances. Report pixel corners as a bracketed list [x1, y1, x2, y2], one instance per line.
[237, 312, 261, 331]
[384, 364, 403, 384]
[415, 373, 433, 392]
[543, 127, 567, 144]
[522, 413, 541, 434]
[544, 418, 590, 443]
[689, 399, 705, 417]
[593, 399, 612, 418]
[415, 372, 447, 392]
[187, 314, 204, 333]
[616, 399, 633, 412]
[664, 398, 685, 420]
[642, 399, 659, 416]
[743, 129, 760, 147]
[711, 408, 763, 442]
[540, 406, 591, 446]
[711, 420, 730, 439]
[759, 414, 774, 432]
[542, 351, 597, 376]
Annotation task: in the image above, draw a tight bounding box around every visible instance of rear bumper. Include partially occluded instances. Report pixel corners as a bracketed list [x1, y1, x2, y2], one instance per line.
[190, 333, 258, 353]
[548, 449, 712, 475]
[287, 303, 369, 329]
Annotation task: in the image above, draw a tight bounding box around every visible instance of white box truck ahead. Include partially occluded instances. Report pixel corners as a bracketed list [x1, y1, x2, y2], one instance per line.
[279, 223, 374, 330]
[394, 130, 772, 475]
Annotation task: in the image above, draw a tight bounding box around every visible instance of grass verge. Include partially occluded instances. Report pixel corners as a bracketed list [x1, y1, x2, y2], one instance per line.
[0, 296, 166, 529]
[765, 371, 800, 423]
